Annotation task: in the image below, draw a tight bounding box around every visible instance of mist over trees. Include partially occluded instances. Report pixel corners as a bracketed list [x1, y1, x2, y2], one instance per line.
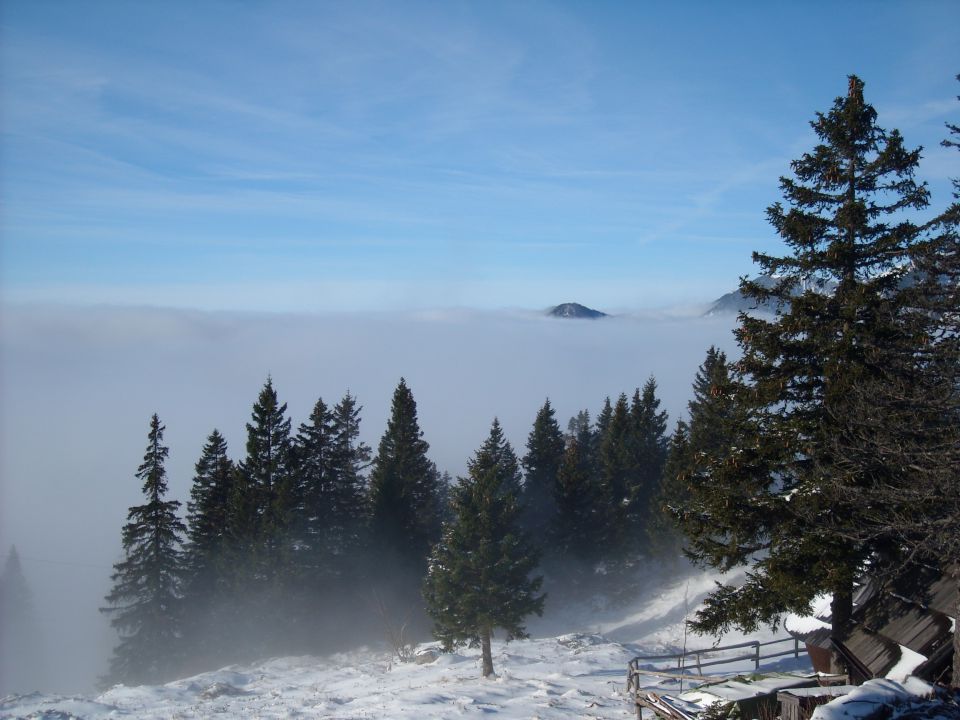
[0, 546, 45, 694]
[98, 372, 683, 685]
[90, 74, 959, 689]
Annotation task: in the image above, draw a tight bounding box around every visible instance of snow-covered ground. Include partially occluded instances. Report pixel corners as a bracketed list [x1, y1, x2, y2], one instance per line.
[0, 569, 811, 720]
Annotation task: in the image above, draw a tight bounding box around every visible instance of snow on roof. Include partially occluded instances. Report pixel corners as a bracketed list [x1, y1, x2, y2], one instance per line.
[884, 645, 927, 683]
[785, 593, 832, 638]
[680, 673, 820, 706]
[810, 678, 938, 720]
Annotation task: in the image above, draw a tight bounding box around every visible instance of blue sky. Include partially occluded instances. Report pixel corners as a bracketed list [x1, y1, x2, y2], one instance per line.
[1, 0, 957, 312]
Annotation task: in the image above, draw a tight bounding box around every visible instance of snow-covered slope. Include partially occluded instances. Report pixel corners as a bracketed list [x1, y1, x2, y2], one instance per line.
[0, 570, 808, 719]
[2, 637, 638, 719]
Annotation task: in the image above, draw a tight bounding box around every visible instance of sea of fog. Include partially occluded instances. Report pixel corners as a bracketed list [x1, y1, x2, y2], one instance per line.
[0, 303, 740, 692]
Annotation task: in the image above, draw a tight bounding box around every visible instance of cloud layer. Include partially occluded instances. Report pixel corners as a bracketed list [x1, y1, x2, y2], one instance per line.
[0, 303, 739, 691]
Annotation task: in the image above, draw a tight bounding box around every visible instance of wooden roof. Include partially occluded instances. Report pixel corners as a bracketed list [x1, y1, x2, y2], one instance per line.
[787, 566, 955, 683]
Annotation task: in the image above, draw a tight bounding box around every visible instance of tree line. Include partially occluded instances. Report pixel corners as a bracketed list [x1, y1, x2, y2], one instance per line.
[101, 375, 679, 684]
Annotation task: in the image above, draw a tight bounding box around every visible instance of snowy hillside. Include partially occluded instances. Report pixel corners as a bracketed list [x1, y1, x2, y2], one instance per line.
[0, 570, 809, 719]
[3, 637, 638, 719]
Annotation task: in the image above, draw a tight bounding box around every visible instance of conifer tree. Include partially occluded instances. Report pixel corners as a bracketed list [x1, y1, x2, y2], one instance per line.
[627, 377, 669, 540]
[657, 347, 735, 550]
[226, 378, 294, 655]
[326, 392, 372, 577]
[682, 76, 934, 641]
[101, 414, 185, 685]
[555, 435, 603, 567]
[423, 420, 545, 678]
[597, 393, 632, 549]
[242, 377, 294, 576]
[184, 430, 235, 591]
[806, 76, 960, 685]
[182, 429, 235, 663]
[649, 420, 691, 555]
[368, 379, 443, 590]
[292, 397, 335, 583]
[566, 409, 592, 444]
[0, 546, 43, 693]
[593, 397, 613, 458]
[472, 418, 522, 493]
[520, 399, 565, 544]
[686, 347, 732, 459]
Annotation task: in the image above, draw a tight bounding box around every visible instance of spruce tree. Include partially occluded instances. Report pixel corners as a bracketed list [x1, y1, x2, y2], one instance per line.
[806, 77, 960, 685]
[650, 420, 691, 555]
[657, 347, 735, 551]
[101, 414, 186, 685]
[686, 347, 732, 459]
[292, 397, 335, 584]
[0, 546, 43, 693]
[228, 378, 294, 655]
[555, 434, 604, 569]
[593, 397, 613, 459]
[682, 76, 934, 641]
[242, 377, 294, 577]
[423, 419, 545, 678]
[520, 399, 565, 544]
[184, 430, 234, 590]
[627, 377, 669, 542]
[326, 392, 372, 578]
[597, 393, 632, 551]
[368, 378, 443, 602]
[182, 429, 235, 665]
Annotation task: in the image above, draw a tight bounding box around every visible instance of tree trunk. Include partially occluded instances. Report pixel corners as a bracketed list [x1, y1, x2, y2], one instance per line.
[481, 627, 494, 678]
[830, 577, 854, 675]
[831, 578, 853, 640]
[952, 564, 959, 689]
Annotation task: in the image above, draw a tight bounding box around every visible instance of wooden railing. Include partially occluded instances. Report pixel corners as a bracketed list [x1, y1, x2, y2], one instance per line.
[626, 636, 803, 693]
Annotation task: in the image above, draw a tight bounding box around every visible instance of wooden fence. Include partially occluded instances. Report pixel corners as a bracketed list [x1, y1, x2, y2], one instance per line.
[627, 636, 804, 694]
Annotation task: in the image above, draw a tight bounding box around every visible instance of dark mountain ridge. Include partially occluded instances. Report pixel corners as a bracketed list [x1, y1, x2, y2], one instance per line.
[547, 303, 608, 319]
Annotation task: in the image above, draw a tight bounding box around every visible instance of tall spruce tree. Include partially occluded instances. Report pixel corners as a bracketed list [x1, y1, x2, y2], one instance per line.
[101, 414, 186, 685]
[224, 378, 294, 656]
[686, 347, 733, 459]
[182, 429, 235, 665]
[368, 379, 443, 589]
[326, 392, 372, 578]
[242, 377, 294, 577]
[597, 393, 632, 551]
[0, 546, 43, 693]
[650, 420, 691, 556]
[292, 397, 335, 585]
[659, 347, 735, 546]
[520, 399, 565, 544]
[555, 409, 609, 575]
[805, 76, 960, 685]
[681, 76, 934, 642]
[423, 419, 545, 678]
[627, 377, 669, 542]
[555, 433, 605, 570]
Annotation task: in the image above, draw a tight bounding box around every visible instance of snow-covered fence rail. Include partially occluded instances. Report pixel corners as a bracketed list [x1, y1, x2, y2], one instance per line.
[626, 636, 803, 692]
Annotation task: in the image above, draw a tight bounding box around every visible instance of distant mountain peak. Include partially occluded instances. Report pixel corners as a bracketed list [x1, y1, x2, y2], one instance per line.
[548, 303, 608, 319]
[703, 273, 843, 317]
